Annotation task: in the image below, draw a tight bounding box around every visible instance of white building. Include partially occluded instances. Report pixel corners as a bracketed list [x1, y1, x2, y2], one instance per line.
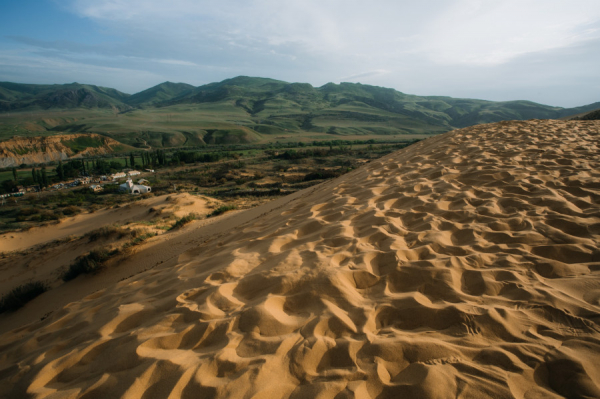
[119, 179, 151, 194]
[110, 172, 127, 180]
[127, 170, 141, 176]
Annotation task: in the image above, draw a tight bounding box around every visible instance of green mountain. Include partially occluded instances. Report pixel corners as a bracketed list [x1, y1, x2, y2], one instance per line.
[160, 76, 599, 134]
[0, 82, 131, 112]
[0, 77, 598, 148]
[571, 108, 600, 120]
[125, 82, 195, 106]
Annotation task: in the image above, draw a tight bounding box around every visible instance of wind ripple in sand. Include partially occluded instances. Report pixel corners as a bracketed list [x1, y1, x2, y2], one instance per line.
[1, 120, 600, 398]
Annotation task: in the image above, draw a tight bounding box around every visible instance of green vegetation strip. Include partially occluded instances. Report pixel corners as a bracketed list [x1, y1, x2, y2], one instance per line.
[0, 281, 47, 313]
[170, 213, 198, 230]
[62, 248, 116, 281]
[207, 205, 236, 217]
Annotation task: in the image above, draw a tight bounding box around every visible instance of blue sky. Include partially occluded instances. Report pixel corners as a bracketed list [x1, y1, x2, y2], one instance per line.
[1, 0, 599, 107]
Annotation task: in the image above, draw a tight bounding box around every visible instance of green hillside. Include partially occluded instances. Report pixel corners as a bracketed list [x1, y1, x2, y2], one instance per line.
[0, 82, 131, 112]
[163, 77, 598, 130]
[571, 108, 600, 120]
[0, 77, 597, 148]
[125, 82, 195, 106]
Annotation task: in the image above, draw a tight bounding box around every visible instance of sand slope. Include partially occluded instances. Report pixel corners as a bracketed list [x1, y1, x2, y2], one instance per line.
[0, 192, 211, 253]
[1, 120, 600, 398]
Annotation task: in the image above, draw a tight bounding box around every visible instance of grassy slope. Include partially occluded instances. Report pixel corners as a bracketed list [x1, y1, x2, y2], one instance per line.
[0, 77, 597, 149]
[125, 82, 195, 106]
[0, 82, 131, 112]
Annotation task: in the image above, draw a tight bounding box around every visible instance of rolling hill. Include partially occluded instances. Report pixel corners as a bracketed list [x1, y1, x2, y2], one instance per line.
[0, 77, 598, 148]
[572, 108, 600, 120]
[125, 82, 195, 107]
[0, 82, 131, 112]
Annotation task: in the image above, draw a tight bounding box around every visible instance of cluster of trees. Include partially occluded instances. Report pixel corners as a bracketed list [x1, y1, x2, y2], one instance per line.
[170, 150, 225, 165]
[55, 159, 126, 179]
[275, 148, 334, 160]
[135, 150, 167, 168]
[30, 167, 49, 188]
[0, 166, 49, 194]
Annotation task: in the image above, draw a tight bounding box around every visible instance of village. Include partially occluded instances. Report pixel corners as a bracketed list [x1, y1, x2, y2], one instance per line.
[58, 169, 153, 195]
[1, 168, 154, 201]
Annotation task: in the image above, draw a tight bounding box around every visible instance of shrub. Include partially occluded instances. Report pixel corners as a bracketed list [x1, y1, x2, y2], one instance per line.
[303, 169, 342, 181]
[207, 205, 236, 218]
[39, 211, 59, 221]
[121, 229, 157, 248]
[170, 213, 198, 230]
[63, 248, 114, 281]
[0, 281, 47, 313]
[85, 225, 128, 241]
[61, 205, 82, 216]
[17, 207, 42, 217]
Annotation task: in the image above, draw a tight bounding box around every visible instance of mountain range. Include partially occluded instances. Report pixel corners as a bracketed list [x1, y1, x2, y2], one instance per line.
[0, 76, 598, 147]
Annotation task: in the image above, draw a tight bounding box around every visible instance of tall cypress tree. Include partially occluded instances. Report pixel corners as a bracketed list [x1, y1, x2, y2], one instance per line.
[57, 161, 65, 181]
[130, 152, 135, 168]
[32, 167, 37, 183]
[41, 167, 48, 188]
[36, 170, 43, 186]
[12, 167, 18, 183]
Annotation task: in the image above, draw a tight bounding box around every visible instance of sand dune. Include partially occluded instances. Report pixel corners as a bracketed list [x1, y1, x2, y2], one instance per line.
[0, 192, 211, 253]
[1, 119, 599, 398]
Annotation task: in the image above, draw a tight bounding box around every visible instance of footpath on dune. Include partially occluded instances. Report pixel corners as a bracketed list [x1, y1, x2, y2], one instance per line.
[1, 119, 599, 399]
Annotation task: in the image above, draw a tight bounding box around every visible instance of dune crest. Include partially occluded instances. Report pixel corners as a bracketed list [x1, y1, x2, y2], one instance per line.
[1, 120, 599, 398]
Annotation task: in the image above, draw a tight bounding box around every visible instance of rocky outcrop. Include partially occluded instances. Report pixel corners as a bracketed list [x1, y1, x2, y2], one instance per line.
[0, 134, 125, 167]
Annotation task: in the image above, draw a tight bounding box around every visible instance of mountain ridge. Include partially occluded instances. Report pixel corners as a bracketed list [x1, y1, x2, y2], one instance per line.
[0, 82, 131, 112]
[1, 77, 599, 145]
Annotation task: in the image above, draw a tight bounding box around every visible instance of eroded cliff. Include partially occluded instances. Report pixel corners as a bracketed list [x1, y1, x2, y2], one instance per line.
[0, 134, 127, 167]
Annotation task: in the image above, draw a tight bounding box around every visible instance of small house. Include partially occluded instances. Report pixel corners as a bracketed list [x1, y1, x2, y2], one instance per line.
[110, 172, 127, 181]
[90, 184, 103, 193]
[119, 179, 151, 195]
[127, 170, 141, 176]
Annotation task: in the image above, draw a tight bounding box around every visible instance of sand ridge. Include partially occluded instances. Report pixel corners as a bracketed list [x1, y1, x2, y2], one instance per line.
[1, 119, 599, 398]
[0, 192, 211, 253]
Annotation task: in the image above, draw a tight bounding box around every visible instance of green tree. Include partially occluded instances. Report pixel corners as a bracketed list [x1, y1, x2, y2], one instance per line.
[12, 167, 18, 183]
[130, 152, 135, 168]
[41, 167, 48, 188]
[36, 170, 42, 186]
[31, 168, 37, 183]
[56, 161, 65, 181]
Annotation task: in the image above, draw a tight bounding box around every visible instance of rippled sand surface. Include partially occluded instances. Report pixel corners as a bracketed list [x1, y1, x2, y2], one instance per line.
[1, 120, 599, 398]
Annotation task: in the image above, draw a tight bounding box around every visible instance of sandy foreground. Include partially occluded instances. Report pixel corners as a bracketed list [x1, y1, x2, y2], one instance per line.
[1, 119, 599, 398]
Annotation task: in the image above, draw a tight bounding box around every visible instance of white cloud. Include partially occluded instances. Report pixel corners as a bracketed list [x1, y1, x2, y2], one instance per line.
[2, 0, 599, 105]
[0, 50, 161, 92]
[67, 0, 600, 62]
[420, 0, 600, 65]
[340, 70, 390, 82]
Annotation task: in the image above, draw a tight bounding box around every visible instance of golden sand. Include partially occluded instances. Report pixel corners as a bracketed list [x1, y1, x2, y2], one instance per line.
[1, 120, 599, 398]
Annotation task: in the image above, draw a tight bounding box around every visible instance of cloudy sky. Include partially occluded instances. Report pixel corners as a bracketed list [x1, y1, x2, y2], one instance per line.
[1, 0, 599, 107]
